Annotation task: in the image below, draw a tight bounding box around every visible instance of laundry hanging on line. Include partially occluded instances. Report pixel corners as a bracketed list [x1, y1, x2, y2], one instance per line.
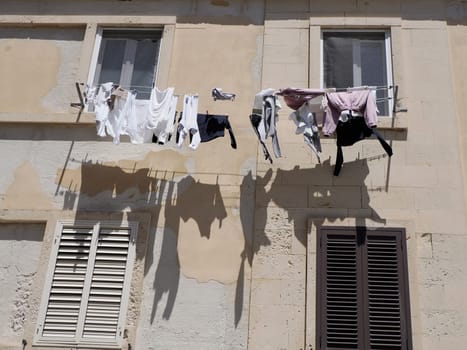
[249, 88, 282, 164]
[254, 85, 394, 175]
[146, 87, 179, 145]
[324, 89, 392, 175]
[82, 81, 393, 177]
[84, 83, 238, 150]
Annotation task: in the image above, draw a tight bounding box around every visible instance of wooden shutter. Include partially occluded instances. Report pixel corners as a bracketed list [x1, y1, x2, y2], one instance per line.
[41, 225, 94, 339]
[365, 231, 411, 350]
[82, 227, 132, 341]
[320, 229, 361, 349]
[317, 227, 411, 350]
[36, 221, 137, 347]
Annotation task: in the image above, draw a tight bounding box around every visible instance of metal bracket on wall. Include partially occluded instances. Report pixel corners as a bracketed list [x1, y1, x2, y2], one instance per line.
[393, 85, 408, 114]
[70, 82, 85, 109]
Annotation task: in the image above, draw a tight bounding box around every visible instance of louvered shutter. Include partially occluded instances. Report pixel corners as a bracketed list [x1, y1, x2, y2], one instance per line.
[41, 225, 94, 340]
[317, 227, 411, 350]
[82, 227, 132, 341]
[321, 230, 361, 349]
[36, 221, 137, 347]
[365, 232, 410, 350]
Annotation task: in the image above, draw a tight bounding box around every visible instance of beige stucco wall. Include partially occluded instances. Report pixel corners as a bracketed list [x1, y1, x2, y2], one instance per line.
[0, 223, 45, 348]
[0, 26, 84, 114]
[248, 1, 467, 350]
[0, 2, 263, 349]
[0, 0, 467, 350]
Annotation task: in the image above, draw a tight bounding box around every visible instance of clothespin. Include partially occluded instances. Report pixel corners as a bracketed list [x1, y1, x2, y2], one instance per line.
[112, 86, 129, 99]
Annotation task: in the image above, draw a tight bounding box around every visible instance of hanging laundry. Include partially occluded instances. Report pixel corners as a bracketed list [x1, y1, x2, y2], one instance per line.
[107, 88, 137, 144]
[83, 84, 98, 105]
[277, 88, 326, 163]
[324, 90, 392, 176]
[85, 83, 146, 144]
[196, 113, 237, 149]
[212, 87, 236, 101]
[333, 115, 393, 175]
[89, 82, 114, 138]
[249, 88, 282, 163]
[289, 101, 322, 163]
[125, 94, 151, 144]
[177, 94, 200, 149]
[278, 87, 325, 110]
[145, 87, 179, 144]
[323, 89, 378, 137]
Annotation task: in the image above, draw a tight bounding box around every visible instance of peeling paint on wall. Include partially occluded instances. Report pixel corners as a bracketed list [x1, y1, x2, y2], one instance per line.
[55, 150, 188, 197]
[0, 223, 44, 347]
[0, 27, 84, 113]
[0, 161, 53, 210]
[10, 272, 35, 333]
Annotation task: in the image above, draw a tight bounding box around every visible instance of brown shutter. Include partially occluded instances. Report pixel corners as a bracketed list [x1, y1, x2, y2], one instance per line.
[317, 227, 411, 350]
[364, 230, 412, 350]
[318, 228, 363, 349]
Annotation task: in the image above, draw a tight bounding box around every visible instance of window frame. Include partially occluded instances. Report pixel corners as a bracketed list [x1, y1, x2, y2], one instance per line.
[87, 27, 163, 101]
[315, 226, 412, 350]
[320, 29, 394, 117]
[34, 220, 138, 349]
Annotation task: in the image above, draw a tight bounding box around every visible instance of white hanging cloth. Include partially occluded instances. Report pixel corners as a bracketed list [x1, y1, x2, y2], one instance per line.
[145, 86, 179, 144]
[177, 94, 200, 150]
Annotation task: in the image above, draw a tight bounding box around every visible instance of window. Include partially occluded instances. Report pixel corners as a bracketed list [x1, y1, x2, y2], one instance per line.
[91, 29, 162, 100]
[35, 221, 137, 348]
[322, 31, 393, 115]
[316, 227, 412, 350]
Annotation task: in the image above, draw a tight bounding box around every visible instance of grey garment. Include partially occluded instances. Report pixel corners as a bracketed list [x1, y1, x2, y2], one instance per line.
[250, 95, 282, 163]
[212, 87, 236, 101]
[262, 95, 282, 159]
[289, 102, 321, 163]
[250, 89, 282, 163]
[249, 113, 272, 163]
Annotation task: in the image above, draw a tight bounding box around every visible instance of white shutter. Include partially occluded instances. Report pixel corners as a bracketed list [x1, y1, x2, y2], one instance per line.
[82, 227, 132, 341]
[35, 221, 137, 347]
[41, 225, 94, 340]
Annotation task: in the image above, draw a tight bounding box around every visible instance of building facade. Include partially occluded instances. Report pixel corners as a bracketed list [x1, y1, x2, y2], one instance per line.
[1, 0, 467, 349]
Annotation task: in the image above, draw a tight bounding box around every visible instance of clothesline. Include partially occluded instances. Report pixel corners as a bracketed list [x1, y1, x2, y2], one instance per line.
[68, 83, 398, 179]
[330, 85, 393, 92]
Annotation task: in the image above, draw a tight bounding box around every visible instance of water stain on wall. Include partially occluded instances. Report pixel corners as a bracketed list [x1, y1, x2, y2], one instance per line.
[0, 161, 53, 210]
[0, 40, 60, 113]
[56, 150, 188, 197]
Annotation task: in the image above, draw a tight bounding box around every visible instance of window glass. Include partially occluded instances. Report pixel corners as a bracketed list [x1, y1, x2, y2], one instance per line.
[323, 31, 392, 115]
[131, 39, 160, 99]
[93, 29, 161, 100]
[98, 39, 126, 84]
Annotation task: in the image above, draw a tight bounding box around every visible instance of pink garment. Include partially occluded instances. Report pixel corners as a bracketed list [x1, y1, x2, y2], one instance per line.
[323, 90, 378, 136]
[278, 88, 325, 110]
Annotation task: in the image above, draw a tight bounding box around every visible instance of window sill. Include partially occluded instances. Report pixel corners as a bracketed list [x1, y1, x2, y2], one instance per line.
[0, 112, 96, 124]
[376, 115, 408, 130]
[32, 341, 123, 349]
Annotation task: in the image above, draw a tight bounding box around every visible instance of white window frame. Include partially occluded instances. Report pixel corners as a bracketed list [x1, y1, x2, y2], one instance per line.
[34, 220, 138, 349]
[87, 27, 163, 100]
[320, 29, 394, 117]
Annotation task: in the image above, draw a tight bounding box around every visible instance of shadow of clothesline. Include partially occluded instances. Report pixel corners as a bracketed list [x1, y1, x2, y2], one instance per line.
[233, 157, 386, 326]
[61, 160, 229, 324]
[58, 153, 387, 331]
